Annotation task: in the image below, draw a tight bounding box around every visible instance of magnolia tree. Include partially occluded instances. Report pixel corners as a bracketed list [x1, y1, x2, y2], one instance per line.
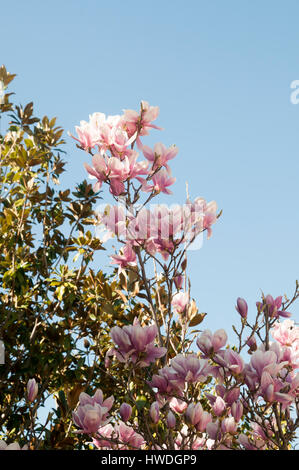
[0, 67, 298, 451]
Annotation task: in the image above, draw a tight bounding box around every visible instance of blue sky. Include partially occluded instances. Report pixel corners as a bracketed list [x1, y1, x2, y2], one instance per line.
[1, 0, 299, 342]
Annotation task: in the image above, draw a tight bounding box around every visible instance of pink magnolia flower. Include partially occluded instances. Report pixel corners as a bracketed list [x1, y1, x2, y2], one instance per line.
[93, 423, 114, 449]
[173, 274, 183, 290]
[123, 101, 161, 139]
[185, 403, 203, 425]
[170, 353, 212, 384]
[214, 349, 244, 376]
[257, 294, 291, 319]
[196, 329, 227, 356]
[221, 417, 238, 435]
[84, 153, 108, 192]
[246, 334, 257, 352]
[271, 319, 299, 348]
[73, 404, 109, 434]
[109, 319, 166, 367]
[119, 403, 132, 422]
[166, 411, 176, 429]
[110, 243, 137, 273]
[169, 397, 188, 413]
[72, 389, 113, 434]
[0, 441, 28, 450]
[70, 117, 100, 151]
[142, 142, 178, 172]
[126, 150, 149, 179]
[149, 366, 184, 396]
[231, 401, 243, 422]
[206, 421, 222, 441]
[27, 378, 38, 402]
[100, 205, 127, 241]
[248, 350, 279, 379]
[108, 125, 137, 156]
[171, 292, 189, 314]
[140, 168, 176, 195]
[235, 297, 248, 319]
[114, 421, 145, 449]
[212, 396, 226, 416]
[149, 401, 160, 424]
[238, 433, 265, 450]
[196, 410, 212, 432]
[203, 201, 218, 239]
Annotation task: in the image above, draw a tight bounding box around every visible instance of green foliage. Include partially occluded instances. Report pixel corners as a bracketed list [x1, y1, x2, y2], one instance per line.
[0, 66, 133, 449]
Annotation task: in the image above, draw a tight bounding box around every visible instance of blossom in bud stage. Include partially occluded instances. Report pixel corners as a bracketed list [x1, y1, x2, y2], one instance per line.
[149, 402, 160, 424]
[225, 387, 240, 405]
[221, 417, 238, 435]
[212, 396, 226, 416]
[171, 292, 189, 314]
[185, 403, 203, 425]
[206, 421, 222, 441]
[119, 403, 132, 422]
[166, 411, 176, 428]
[109, 319, 166, 367]
[231, 401, 243, 422]
[195, 411, 212, 432]
[27, 378, 38, 402]
[173, 274, 183, 290]
[236, 297, 248, 319]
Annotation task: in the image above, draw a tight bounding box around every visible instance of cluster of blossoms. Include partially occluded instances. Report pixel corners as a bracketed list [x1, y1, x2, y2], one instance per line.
[72, 101, 218, 270]
[68, 101, 299, 451]
[78, 299, 297, 450]
[101, 198, 217, 268]
[70, 101, 178, 197]
[72, 389, 114, 434]
[72, 389, 144, 450]
[106, 319, 167, 368]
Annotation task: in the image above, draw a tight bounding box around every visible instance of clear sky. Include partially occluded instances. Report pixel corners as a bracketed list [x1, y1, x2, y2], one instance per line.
[1, 0, 299, 342]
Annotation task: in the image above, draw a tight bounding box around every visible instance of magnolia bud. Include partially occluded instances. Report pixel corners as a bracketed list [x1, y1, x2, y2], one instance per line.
[246, 335, 257, 352]
[149, 402, 160, 424]
[119, 403, 132, 422]
[236, 298, 248, 319]
[27, 378, 38, 403]
[166, 411, 176, 429]
[213, 396, 226, 416]
[221, 416, 237, 435]
[173, 275, 183, 290]
[231, 401, 243, 422]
